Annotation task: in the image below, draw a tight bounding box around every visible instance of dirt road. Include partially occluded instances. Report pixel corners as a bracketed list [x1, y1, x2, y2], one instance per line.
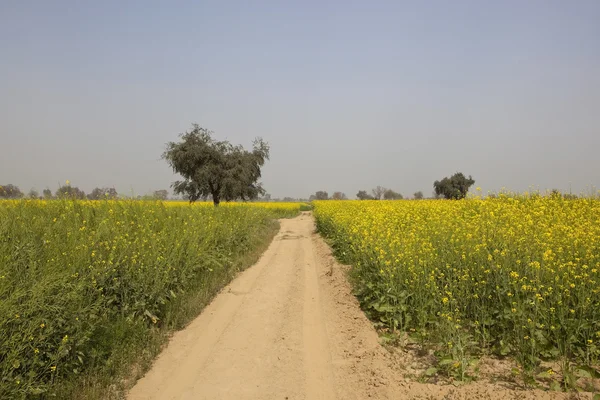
[128, 213, 574, 400]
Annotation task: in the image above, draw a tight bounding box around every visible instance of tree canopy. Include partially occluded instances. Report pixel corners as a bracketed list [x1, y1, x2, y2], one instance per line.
[56, 185, 86, 200]
[28, 189, 39, 199]
[433, 172, 475, 200]
[163, 124, 270, 206]
[153, 189, 169, 201]
[0, 184, 23, 199]
[356, 190, 375, 200]
[332, 191, 347, 200]
[310, 191, 329, 201]
[87, 187, 118, 200]
[371, 186, 386, 200]
[383, 189, 403, 200]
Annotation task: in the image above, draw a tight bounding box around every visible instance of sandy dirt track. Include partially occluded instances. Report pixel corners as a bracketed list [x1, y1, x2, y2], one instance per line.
[128, 213, 582, 400]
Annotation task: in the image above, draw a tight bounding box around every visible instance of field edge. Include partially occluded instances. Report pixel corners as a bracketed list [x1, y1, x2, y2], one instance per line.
[55, 218, 281, 400]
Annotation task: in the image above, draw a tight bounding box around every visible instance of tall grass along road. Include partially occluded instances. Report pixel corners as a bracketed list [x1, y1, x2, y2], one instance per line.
[0, 200, 301, 398]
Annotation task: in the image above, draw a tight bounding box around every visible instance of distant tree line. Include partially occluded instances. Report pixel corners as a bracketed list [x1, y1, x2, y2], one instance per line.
[2, 171, 589, 203]
[308, 172, 477, 201]
[0, 183, 173, 200]
[309, 187, 412, 201]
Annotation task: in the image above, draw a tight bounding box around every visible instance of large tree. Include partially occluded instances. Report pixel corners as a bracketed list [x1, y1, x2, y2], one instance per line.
[312, 191, 329, 201]
[371, 186, 386, 200]
[356, 190, 374, 200]
[56, 185, 86, 200]
[383, 189, 403, 200]
[163, 124, 270, 206]
[28, 189, 39, 199]
[0, 184, 23, 199]
[433, 172, 475, 200]
[153, 189, 169, 201]
[332, 191, 347, 200]
[87, 187, 118, 200]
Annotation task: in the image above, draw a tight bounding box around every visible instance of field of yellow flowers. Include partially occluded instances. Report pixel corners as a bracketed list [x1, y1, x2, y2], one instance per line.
[163, 200, 309, 216]
[314, 197, 600, 383]
[0, 199, 302, 398]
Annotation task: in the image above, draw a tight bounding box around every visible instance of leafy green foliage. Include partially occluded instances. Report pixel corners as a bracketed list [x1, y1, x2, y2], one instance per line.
[28, 189, 39, 200]
[433, 172, 475, 200]
[413, 191, 424, 200]
[55, 185, 86, 200]
[383, 189, 403, 200]
[0, 200, 282, 398]
[152, 189, 168, 201]
[356, 190, 375, 200]
[163, 124, 270, 206]
[0, 184, 24, 199]
[310, 191, 329, 201]
[87, 188, 118, 200]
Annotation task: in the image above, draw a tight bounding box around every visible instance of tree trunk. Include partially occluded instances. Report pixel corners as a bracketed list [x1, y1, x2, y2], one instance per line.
[210, 184, 220, 207]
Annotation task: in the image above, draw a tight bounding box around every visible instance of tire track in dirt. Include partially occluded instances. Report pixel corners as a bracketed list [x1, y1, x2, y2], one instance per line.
[302, 230, 336, 399]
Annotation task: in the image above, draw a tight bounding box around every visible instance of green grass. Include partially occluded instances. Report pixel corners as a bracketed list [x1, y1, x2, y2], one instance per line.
[0, 200, 286, 399]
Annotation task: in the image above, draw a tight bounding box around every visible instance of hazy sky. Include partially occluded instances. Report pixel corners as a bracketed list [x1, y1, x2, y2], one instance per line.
[1, 1, 599, 199]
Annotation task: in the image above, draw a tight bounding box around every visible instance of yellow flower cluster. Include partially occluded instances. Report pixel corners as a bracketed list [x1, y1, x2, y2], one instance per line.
[314, 196, 600, 368]
[164, 200, 307, 216]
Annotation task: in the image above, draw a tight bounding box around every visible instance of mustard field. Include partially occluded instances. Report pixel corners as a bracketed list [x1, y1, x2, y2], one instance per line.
[0, 199, 301, 397]
[314, 197, 600, 380]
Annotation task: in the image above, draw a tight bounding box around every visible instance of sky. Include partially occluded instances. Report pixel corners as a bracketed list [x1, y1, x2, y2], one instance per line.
[1, 1, 599, 199]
